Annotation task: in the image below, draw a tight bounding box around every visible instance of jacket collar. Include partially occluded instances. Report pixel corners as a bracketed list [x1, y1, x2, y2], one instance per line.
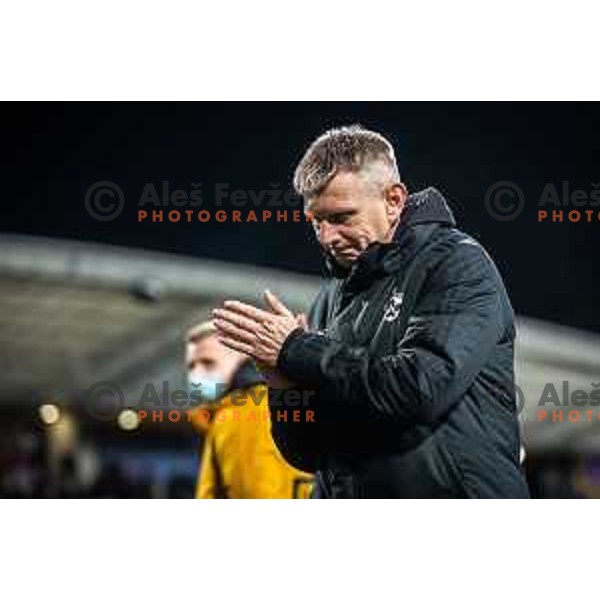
[231, 358, 265, 390]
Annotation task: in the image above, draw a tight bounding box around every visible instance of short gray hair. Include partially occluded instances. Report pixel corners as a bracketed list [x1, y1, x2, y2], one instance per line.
[293, 124, 400, 199]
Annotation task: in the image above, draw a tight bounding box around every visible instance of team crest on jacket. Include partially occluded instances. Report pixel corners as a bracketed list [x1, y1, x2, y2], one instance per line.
[383, 288, 404, 322]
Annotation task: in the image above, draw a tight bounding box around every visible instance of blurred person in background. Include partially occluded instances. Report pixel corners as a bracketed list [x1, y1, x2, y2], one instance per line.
[186, 321, 313, 498]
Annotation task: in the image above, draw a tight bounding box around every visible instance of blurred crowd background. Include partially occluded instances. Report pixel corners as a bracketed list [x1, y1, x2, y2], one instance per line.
[1, 102, 599, 498]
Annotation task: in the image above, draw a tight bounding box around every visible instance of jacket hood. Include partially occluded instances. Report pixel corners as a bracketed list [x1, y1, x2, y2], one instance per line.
[323, 187, 456, 280]
[400, 186, 456, 229]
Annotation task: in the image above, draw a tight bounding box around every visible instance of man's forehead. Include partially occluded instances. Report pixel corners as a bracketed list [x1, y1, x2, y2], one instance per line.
[306, 195, 358, 215]
[305, 172, 368, 214]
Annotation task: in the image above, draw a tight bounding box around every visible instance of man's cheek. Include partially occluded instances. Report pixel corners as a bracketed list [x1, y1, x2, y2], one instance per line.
[354, 231, 373, 250]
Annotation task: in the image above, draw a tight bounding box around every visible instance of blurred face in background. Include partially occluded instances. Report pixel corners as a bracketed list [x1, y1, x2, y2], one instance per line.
[306, 167, 407, 268]
[185, 333, 244, 402]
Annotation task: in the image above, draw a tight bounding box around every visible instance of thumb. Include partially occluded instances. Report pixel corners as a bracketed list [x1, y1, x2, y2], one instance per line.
[296, 313, 308, 329]
[263, 289, 293, 317]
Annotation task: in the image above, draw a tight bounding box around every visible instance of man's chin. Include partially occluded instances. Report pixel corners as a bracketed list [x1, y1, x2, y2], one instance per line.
[332, 253, 358, 267]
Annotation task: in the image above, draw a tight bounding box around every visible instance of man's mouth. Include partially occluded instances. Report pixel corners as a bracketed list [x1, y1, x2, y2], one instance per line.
[331, 248, 358, 263]
[332, 246, 355, 256]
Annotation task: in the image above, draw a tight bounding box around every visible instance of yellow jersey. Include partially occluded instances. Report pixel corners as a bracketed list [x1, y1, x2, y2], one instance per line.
[192, 382, 314, 499]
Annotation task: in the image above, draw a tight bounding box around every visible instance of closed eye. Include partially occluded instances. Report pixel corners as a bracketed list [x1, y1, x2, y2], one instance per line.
[312, 211, 355, 225]
[328, 212, 353, 224]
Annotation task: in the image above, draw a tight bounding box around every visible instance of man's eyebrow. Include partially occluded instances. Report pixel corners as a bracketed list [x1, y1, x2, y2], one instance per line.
[309, 209, 356, 220]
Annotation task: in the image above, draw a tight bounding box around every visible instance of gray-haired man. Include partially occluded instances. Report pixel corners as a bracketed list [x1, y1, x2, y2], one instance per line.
[214, 124, 529, 498]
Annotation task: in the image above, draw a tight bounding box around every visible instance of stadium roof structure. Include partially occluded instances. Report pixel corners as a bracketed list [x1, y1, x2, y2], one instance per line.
[1, 234, 599, 453]
[0, 235, 316, 420]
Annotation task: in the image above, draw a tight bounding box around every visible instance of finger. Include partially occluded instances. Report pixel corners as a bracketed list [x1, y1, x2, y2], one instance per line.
[213, 308, 259, 332]
[217, 334, 255, 356]
[222, 300, 270, 322]
[263, 289, 293, 317]
[296, 313, 308, 329]
[213, 318, 257, 345]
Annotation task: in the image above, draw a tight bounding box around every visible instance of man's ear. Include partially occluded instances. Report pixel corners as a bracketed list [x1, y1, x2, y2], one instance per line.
[385, 182, 408, 218]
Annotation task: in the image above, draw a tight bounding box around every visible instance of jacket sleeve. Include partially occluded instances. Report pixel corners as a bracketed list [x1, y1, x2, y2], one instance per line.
[276, 242, 513, 425]
[269, 388, 321, 473]
[268, 281, 336, 473]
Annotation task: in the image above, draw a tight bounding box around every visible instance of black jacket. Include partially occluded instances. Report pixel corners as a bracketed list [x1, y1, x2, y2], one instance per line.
[270, 187, 530, 498]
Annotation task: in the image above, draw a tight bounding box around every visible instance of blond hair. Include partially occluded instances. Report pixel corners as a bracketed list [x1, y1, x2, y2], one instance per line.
[185, 320, 216, 343]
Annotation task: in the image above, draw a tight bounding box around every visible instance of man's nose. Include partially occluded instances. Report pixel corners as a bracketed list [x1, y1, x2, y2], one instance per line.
[317, 221, 341, 248]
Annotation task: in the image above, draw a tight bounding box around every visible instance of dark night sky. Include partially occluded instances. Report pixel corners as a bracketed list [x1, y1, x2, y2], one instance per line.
[1, 102, 599, 333]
